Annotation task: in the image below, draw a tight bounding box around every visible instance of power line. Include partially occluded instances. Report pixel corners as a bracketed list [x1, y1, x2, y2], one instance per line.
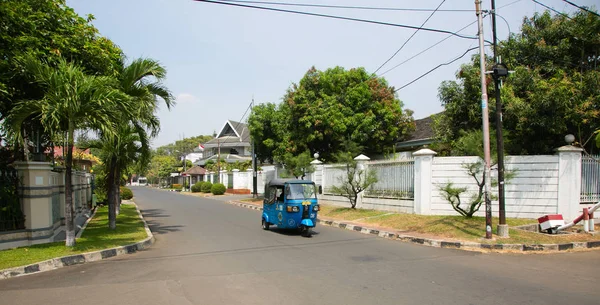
[217, 0, 475, 12]
[379, 20, 478, 76]
[394, 46, 480, 92]
[498, 0, 524, 9]
[374, 0, 446, 74]
[562, 0, 600, 17]
[193, 0, 480, 41]
[531, 0, 573, 19]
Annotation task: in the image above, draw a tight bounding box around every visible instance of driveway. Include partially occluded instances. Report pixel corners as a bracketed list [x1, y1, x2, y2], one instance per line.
[0, 187, 598, 305]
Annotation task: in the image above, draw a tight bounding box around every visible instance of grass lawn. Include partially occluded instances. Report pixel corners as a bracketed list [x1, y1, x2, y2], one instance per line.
[319, 205, 600, 245]
[0, 204, 148, 270]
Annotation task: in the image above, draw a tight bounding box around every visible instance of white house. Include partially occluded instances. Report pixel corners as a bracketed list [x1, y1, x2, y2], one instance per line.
[194, 120, 252, 166]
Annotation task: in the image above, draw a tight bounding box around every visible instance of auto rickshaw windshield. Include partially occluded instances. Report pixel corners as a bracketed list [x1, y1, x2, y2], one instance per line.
[287, 183, 317, 200]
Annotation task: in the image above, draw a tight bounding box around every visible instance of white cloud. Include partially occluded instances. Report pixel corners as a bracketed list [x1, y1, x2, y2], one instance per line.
[175, 93, 198, 103]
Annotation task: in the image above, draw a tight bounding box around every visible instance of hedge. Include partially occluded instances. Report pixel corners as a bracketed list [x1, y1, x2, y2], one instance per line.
[211, 183, 226, 195]
[191, 181, 204, 193]
[120, 187, 134, 200]
[201, 182, 212, 193]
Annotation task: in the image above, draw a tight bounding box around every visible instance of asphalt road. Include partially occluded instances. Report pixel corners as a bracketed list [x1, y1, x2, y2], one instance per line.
[1, 187, 599, 305]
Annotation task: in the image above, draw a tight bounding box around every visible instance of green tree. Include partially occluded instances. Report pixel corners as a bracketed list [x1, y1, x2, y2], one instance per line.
[7, 56, 124, 246]
[94, 58, 172, 229]
[0, 0, 122, 132]
[330, 155, 378, 209]
[280, 151, 314, 179]
[435, 10, 600, 155]
[249, 66, 414, 162]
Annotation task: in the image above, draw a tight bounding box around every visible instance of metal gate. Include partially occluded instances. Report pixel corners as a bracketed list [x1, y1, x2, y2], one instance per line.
[0, 167, 25, 231]
[581, 155, 600, 203]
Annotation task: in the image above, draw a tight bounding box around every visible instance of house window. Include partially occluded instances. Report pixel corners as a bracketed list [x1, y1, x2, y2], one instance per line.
[230, 148, 239, 155]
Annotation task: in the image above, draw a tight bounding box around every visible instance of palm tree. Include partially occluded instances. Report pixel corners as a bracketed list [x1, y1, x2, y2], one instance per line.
[99, 58, 173, 229]
[7, 55, 126, 246]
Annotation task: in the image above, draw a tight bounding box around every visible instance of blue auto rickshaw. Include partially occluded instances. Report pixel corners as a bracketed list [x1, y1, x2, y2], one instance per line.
[262, 179, 319, 237]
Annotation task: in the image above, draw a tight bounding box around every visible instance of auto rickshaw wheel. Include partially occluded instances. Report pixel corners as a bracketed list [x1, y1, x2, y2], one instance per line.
[301, 226, 312, 237]
[262, 219, 270, 230]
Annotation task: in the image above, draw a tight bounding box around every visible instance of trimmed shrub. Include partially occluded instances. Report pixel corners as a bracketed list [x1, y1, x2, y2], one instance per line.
[120, 187, 134, 200]
[201, 182, 212, 193]
[172, 183, 182, 191]
[191, 181, 204, 193]
[211, 183, 226, 195]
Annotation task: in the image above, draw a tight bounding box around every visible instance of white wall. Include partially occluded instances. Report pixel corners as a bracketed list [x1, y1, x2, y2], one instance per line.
[430, 155, 560, 218]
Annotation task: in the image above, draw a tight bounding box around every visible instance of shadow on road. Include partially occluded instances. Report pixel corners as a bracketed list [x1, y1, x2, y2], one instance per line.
[266, 227, 320, 237]
[140, 208, 185, 235]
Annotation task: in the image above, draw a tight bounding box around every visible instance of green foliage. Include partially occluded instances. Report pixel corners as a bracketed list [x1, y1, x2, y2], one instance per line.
[438, 162, 485, 218]
[172, 183, 182, 191]
[249, 66, 414, 162]
[330, 158, 378, 209]
[211, 183, 226, 195]
[0, 0, 122, 137]
[92, 164, 108, 204]
[191, 181, 204, 193]
[155, 135, 214, 158]
[281, 151, 314, 179]
[119, 187, 133, 200]
[201, 182, 212, 193]
[435, 10, 600, 155]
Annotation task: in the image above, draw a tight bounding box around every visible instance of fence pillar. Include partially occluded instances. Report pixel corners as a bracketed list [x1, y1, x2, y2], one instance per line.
[311, 159, 323, 195]
[413, 149, 436, 215]
[13, 161, 54, 231]
[354, 154, 371, 208]
[557, 145, 583, 220]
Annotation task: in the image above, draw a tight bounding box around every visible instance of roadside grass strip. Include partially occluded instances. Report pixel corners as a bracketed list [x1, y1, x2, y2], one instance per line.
[0, 204, 148, 270]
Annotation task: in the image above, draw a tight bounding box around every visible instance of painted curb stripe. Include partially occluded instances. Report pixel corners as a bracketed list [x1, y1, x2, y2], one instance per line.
[0, 202, 155, 280]
[226, 200, 600, 253]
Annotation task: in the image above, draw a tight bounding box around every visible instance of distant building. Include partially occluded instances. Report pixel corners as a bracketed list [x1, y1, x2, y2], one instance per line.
[395, 115, 436, 153]
[194, 120, 252, 166]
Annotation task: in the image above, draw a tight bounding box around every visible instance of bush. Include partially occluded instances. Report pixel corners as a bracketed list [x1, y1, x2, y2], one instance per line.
[120, 187, 134, 200]
[172, 183, 182, 190]
[191, 181, 204, 193]
[201, 182, 212, 193]
[211, 183, 226, 195]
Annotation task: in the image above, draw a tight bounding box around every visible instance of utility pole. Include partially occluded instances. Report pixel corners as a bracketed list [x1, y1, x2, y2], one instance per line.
[475, 0, 493, 239]
[491, 0, 508, 237]
[252, 98, 258, 198]
[217, 137, 221, 183]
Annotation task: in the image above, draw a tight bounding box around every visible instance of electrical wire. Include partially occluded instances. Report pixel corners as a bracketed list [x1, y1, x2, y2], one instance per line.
[562, 0, 600, 17]
[217, 0, 475, 12]
[373, 0, 446, 74]
[379, 20, 478, 76]
[531, 0, 573, 19]
[192, 0, 481, 41]
[394, 46, 480, 92]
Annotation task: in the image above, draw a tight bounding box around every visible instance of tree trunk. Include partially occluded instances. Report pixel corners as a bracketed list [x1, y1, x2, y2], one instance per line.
[107, 156, 117, 230]
[64, 129, 76, 247]
[115, 166, 121, 215]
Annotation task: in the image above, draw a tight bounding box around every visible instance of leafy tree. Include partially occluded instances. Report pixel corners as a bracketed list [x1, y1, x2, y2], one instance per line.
[280, 151, 314, 179]
[330, 154, 378, 209]
[0, 0, 122, 148]
[7, 56, 124, 246]
[92, 58, 172, 229]
[435, 10, 600, 155]
[249, 66, 414, 162]
[438, 129, 517, 217]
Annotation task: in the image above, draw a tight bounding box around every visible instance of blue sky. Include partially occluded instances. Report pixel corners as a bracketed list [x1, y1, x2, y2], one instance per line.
[67, 0, 597, 147]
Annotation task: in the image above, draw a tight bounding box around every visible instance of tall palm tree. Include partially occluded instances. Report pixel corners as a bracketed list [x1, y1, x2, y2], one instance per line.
[99, 58, 173, 229]
[7, 55, 126, 246]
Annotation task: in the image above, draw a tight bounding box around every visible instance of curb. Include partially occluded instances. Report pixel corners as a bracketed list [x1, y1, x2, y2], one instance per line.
[0, 202, 155, 280]
[227, 200, 600, 253]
